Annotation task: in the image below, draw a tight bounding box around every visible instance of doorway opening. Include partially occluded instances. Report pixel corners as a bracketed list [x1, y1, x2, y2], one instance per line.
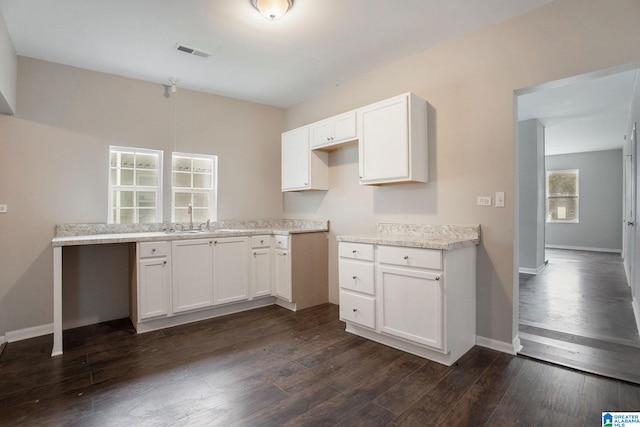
[515, 65, 640, 383]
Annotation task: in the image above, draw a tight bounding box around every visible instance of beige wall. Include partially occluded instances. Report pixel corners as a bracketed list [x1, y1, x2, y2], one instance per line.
[0, 57, 284, 335]
[283, 0, 640, 346]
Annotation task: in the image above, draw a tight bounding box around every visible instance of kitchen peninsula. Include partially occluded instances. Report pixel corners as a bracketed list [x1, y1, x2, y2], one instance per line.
[50, 219, 329, 356]
[338, 223, 480, 365]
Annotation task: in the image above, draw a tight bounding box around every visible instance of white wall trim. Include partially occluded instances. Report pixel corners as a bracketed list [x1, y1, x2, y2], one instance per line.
[5, 323, 53, 343]
[545, 244, 621, 254]
[476, 335, 520, 355]
[0, 334, 5, 345]
[633, 298, 640, 338]
[519, 262, 548, 275]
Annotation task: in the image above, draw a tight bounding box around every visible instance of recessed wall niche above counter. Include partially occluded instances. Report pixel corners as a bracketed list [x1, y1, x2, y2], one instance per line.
[281, 92, 429, 192]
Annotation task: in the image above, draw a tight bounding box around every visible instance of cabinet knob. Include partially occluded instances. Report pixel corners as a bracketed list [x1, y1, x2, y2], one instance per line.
[209, 241, 213, 245]
[435, 276, 440, 281]
[304, 182, 308, 186]
[352, 276, 357, 280]
[327, 136, 331, 141]
[214, 240, 218, 245]
[352, 308, 357, 312]
[403, 255, 409, 260]
[260, 240, 264, 244]
[151, 248, 156, 253]
[163, 261, 167, 265]
[352, 250, 357, 254]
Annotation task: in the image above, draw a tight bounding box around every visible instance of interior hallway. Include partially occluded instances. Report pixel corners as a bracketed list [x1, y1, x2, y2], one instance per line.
[519, 248, 640, 384]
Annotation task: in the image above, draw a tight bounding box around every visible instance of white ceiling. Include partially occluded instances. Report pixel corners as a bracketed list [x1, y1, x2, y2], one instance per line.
[518, 69, 639, 156]
[0, 0, 554, 108]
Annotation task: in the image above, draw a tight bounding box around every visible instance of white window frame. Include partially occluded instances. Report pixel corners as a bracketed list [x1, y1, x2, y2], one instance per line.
[171, 152, 218, 222]
[546, 169, 579, 223]
[108, 146, 163, 224]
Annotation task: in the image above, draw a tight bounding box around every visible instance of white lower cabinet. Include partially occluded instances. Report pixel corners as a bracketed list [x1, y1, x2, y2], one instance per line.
[172, 239, 215, 313]
[251, 235, 272, 298]
[273, 248, 292, 301]
[135, 241, 171, 321]
[214, 237, 250, 304]
[273, 233, 329, 311]
[338, 241, 476, 366]
[132, 232, 327, 333]
[377, 265, 442, 350]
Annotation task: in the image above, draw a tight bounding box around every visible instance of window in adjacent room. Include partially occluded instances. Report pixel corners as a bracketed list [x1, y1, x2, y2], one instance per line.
[108, 146, 163, 224]
[546, 169, 579, 223]
[172, 152, 218, 223]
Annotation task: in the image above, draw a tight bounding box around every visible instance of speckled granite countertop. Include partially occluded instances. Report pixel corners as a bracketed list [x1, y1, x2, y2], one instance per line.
[52, 219, 329, 247]
[338, 223, 480, 251]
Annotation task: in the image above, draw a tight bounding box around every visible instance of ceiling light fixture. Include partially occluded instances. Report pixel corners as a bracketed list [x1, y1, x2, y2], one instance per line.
[250, 0, 293, 21]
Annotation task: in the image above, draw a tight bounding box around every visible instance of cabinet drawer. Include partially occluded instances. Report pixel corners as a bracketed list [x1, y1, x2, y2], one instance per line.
[274, 235, 289, 249]
[138, 241, 170, 258]
[378, 245, 441, 270]
[340, 290, 375, 329]
[339, 259, 375, 295]
[251, 235, 271, 248]
[338, 242, 374, 261]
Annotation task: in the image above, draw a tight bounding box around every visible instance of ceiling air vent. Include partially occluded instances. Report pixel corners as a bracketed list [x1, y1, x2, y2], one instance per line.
[175, 43, 211, 59]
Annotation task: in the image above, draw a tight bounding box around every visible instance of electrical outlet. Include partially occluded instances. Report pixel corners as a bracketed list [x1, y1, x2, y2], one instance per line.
[0, 204, 7, 213]
[495, 192, 505, 208]
[477, 196, 491, 207]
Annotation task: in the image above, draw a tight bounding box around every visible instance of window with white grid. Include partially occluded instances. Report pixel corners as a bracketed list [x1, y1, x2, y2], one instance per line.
[172, 152, 218, 223]
[108, 146, 163, 224]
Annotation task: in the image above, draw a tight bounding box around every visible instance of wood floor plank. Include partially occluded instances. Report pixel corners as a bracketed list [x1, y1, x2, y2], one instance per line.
[0, 303, 638, 426]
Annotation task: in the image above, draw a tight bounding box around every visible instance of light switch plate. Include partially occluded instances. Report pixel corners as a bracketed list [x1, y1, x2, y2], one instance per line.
[495, 192, 505, 207]
[0, 204, 7, 213]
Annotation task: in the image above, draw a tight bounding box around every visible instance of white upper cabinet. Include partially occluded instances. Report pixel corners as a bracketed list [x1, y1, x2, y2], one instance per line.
[281, 126, 328, 192]
[310, 111, 357, 150]
[358, 93, 428, 185]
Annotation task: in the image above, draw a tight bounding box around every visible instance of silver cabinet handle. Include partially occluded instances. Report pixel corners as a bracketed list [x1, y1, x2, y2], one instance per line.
[628, 221, 635, 226]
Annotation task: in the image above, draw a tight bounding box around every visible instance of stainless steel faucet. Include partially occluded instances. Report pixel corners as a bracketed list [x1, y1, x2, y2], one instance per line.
[187, 203, 194, 230]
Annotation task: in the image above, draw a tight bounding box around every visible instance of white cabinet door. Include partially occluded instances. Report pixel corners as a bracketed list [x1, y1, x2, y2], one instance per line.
[214, 237, 249, 305]
[332, 112, 357, 143]
[282, 126, 310, 191]
[377, 265, 443, 351]
[282, 126, 328, 192]
[172, 239, 214, 313]
[138, 257, 171, 320]
[359, 95, 409, 183]
[252, 248, 272, 298]
[310, 111, 357, 149]
[310, 120, 334, 148]
[273, 249, 292, 301]
[358, 93, 428, 185]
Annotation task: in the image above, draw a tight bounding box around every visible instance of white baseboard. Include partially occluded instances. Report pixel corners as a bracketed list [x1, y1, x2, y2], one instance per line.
[6, 323, 53, 343]
[0, 335, 5, 345]
[519, 263, 548, 275]
[545, 244, 621, 254]
[475, 335, 520, 355]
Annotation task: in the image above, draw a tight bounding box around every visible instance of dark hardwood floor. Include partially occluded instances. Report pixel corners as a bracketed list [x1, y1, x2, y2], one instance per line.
[519, 248, 640, 384]
[1, 303, 639, 426]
